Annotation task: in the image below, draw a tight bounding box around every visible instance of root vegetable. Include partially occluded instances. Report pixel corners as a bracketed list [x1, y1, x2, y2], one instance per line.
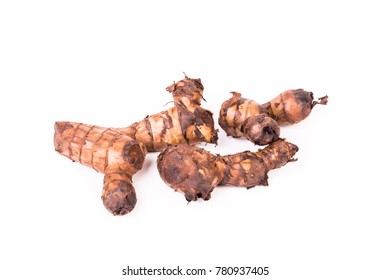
[262, 89, 328, 125]
[54, 75, 218, 215]
[115, 75, 218, 152]
[157, 139, 298, 202]
[54, 122, 146, 215]
[219, 90, 328, 145]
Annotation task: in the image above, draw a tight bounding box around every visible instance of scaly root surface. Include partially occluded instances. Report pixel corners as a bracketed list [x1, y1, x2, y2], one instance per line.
[219, 90, 327, 145]
[116, 76, 218, 152]
[157, 139, 298, 202]
[54, 122, 146, 215]
[219, 92, 280, 145]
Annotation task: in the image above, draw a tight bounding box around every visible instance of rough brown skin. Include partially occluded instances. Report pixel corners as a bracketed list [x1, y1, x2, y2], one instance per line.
[116, 75, 218, 152]
[54, 75, 218, 215]
[157, 139, 298, 202]
[218, 92, 280, 146]
[219, 90, 328, 145]
[54, 122, 146, 215]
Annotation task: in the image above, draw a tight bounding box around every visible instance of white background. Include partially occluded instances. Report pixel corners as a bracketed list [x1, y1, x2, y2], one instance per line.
[1, 1, 389, 279]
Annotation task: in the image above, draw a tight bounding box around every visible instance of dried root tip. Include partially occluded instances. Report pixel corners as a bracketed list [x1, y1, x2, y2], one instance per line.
[184, 189, 212, 202]
[242, 115, 280, 145]
[312, 95, 328, 107]
[102, 172, 137, 216]
[166, 75, 205, 106]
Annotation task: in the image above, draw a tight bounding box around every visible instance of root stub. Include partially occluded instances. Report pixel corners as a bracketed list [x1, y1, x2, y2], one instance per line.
[243, 115, 280, 145]
[102, 180, 137, 216]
